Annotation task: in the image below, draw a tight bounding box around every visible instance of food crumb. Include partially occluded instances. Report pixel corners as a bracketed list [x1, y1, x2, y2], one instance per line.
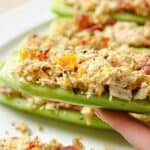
[4, 130, 9, 135]
[11, 121, 15, 127]
[11, 121, 31, 136]
[15, 122, 31, 136]
[37, 125, 43, 132]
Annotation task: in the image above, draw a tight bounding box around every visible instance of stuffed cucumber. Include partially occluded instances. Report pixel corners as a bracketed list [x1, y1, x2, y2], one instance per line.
[52, 0, 150, 24]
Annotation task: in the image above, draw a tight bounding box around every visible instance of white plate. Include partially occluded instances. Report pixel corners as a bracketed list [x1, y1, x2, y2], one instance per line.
[0, 1, 133, 149]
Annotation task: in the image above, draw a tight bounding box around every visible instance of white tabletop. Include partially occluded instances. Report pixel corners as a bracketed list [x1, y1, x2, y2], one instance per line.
[0, 0, 27, 14]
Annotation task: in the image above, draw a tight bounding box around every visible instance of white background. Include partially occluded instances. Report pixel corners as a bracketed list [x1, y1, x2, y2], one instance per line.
[0, 0, 27, 14]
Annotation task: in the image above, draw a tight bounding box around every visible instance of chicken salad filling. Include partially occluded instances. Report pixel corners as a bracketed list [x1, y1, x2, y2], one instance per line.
[21, 16, 150, 60]
[16, 40, 150, 101]
[50, 16, 150, 48]
[64, 0, 150, 17]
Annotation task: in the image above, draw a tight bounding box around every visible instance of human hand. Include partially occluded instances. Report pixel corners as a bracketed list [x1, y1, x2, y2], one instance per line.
[96, 109, 150, 150]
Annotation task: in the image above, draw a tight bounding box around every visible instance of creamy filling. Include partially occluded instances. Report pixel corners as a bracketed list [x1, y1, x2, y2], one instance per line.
[17, 44, 150, 101]
[49, 18, 150, 48]
[65, 0, 150, 17]
[23, 18, 150, 56]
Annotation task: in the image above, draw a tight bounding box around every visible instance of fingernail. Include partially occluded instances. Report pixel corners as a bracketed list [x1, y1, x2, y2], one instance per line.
[95, 109, 111, 122]
[95, 109, 104, 119]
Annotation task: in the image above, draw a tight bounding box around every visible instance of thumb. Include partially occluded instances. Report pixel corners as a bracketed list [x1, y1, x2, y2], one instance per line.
[96, 109, 150, 150]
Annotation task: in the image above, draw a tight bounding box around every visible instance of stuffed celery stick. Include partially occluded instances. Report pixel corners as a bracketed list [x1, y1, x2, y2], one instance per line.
[0, 79, 149, 131]
[49, 17, 150, 48]
[52, 0, 150, 24]
[0, 39, 150, 113]
[0, 82, 111, 130]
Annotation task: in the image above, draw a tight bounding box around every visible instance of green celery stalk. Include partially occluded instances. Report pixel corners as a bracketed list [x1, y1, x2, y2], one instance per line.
[51, 0, 150, 24]
[110, 12, 150, 25]
[0, 62, 110, 130]
[0, 94, 111, 130]
[0, 54, 150, 114]
[51, 0, 77, 17]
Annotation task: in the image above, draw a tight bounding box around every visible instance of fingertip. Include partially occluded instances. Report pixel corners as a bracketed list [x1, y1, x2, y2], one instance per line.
[95, 109, 127, 124]
[95, 109, 150, 149]
[95, 109, 108, 122]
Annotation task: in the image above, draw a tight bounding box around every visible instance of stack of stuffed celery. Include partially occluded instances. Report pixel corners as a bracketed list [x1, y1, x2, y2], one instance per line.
[0, 0, 150, 131]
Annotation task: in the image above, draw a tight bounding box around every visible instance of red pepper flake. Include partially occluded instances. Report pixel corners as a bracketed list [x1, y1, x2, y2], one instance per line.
[75, 14, 92, 30]
[90, 24, 104, 31]
[28, 141, 36, 150]
[81, 40, 87, 45]
[101, 37, 110, 47]
[139, 55, 150, 75]
[32, 34, 38, 38]
[75, 14, 109, 31]
[106, 18, 116, 25]
[36, 49, 50, 61]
